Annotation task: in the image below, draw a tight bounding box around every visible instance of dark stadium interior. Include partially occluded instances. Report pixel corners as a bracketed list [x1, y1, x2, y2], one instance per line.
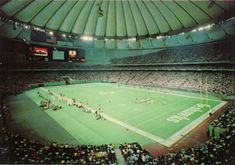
[0, 0, 235, 164]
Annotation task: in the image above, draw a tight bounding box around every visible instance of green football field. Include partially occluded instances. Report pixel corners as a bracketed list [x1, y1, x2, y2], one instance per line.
[9, 82, 226, 146]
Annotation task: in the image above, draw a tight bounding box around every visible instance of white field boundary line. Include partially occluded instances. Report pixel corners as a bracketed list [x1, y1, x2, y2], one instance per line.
[39, 87, 168, 146]
[102, 83, 222, 102]
[163, 101, 227, 147]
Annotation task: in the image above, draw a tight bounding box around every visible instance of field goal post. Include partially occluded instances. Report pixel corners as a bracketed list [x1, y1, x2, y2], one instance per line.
[199, 75, 209, 106]
[61, 76, 73, 85]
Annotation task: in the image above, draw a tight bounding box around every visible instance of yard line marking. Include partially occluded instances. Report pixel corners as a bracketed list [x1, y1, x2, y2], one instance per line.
[40, 87, 169, 146]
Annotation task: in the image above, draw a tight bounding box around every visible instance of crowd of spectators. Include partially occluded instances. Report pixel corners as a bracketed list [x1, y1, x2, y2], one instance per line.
[72, 71, 234, 96]
[3, 70, 234, 96]
[111, 41, 233, 65]
[120, 143, 154, 164]
[120, 103, 235, 165]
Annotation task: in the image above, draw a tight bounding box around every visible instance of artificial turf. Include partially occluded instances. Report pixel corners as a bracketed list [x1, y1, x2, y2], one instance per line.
[9, 82, 223, 146]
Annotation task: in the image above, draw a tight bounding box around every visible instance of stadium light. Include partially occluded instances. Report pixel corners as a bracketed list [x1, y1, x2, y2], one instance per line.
[156, 35, 164, 39]
[81, 35, 93, 41]
[128, 37, 136, 41]
[49, 31, 54, 36]
[179, 32, 184, 35]
[198, 27, 204, 31]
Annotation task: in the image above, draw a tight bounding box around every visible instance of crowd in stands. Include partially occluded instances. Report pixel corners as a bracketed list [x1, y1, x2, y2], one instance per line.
[111, 41, 233, 65]
[3, 70, 234, 96]
[72, 71, 234, 96]
[120, 143, 154, 164]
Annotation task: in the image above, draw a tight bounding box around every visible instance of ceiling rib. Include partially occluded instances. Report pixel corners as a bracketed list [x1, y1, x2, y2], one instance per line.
[174, 1, 199, 25]
[11, 0, 34, 19]
[134, 0, 149, 37]
[83, 0, 98, 36]
[116, 0, 127, 38]
[90, 0, 103, 37]
[142, 1, 160, 35]
[151, 0, 173, 33]
[161, 1, 185, 28]
[190, 1, 214, 20]
[57, 1, 78, 33]
[29, 0, 53, 25]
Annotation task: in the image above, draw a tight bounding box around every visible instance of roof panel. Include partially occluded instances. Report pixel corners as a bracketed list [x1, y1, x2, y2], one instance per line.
[60, 0, 86, 33]
[116, 0, 127, 37]
[72, 1, 95, 34]
[1, 0, 33, 17]
[46, 0, 75, 30]
[192, 1, 223, 18]
[15, 0, 52, 22]
[84, 2, 99, 36]
[153, 1, 183, 31]
[122, 0, 137, 37]
[106, 0, 116, 37]
[95, 1, 109, 37]
[144, 1, 170, 33]
[31, 0, 65, 27]
[163, 1, 197, 28]
[129, 1, 148, 36]
[136, 1, 159, 35]
[176, 1, 210, 24]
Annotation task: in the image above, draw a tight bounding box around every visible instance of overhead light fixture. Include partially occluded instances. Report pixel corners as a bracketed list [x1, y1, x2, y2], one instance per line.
[81, 35, 93, 41]
[179, 32, 184, 35]
[198, 27, 204, 31]
[49, 31, 54, 36]
[128, 37, 136, 41]
[24, 24, 30, 29]
[156, 35, 163, 39]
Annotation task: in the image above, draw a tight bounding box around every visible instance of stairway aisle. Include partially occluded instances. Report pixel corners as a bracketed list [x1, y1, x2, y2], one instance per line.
[115, 148, 126, 165]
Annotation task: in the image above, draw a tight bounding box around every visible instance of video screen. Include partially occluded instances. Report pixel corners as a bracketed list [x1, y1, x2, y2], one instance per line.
[29, 46, 48, 57]
[52, 50, 65, 60]
[68, 50, 77, 62]
[69, 50, 76, 58]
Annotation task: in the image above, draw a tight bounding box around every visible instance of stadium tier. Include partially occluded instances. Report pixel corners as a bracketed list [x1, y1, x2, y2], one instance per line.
[0, 0, 235, 164]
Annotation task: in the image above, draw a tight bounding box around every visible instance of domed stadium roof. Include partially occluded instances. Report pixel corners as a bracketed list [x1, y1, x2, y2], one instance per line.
[0, 0, 234, 40]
